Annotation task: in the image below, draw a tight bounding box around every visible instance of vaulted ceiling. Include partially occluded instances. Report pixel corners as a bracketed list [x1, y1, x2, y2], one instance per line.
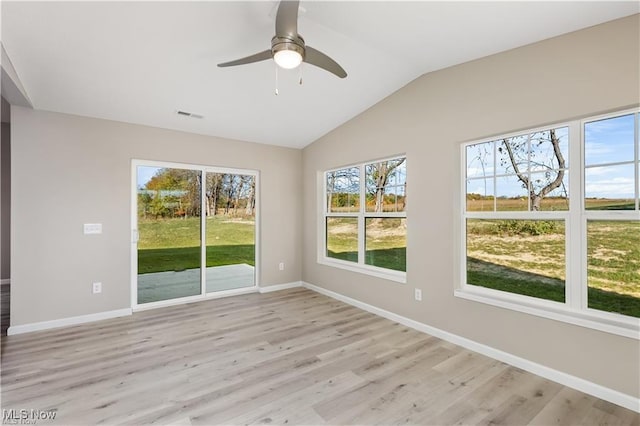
[2, 1, 637, 148]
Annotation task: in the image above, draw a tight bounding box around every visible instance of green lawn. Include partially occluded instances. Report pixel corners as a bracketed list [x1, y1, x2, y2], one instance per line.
[586, 221, 640, 297]
[467, 219, 640, 318]
[327, 248, 407, 272]
[468, 258, 640, 317]
[138, 216, 255, 274]
[326, 217, 406, 272]
[138, 216, 254, 249]
[138, 213, 638, 318]
[467, 258, 565, 302]
[138, 245, 255, 274]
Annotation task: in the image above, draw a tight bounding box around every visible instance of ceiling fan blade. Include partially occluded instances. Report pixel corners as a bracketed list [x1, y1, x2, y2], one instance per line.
[276, 0, 299, 38]
[217, 50, 272, 67]
[304, 46, 347, 78]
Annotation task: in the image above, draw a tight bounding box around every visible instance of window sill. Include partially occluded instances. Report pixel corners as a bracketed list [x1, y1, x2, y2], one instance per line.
[318, 257, 406, 284]
[455, 286, 640, 339]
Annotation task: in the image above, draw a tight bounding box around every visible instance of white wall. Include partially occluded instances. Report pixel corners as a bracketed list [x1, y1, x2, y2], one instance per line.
[11, 108, 302, 326]
[302, 15, 640, 398]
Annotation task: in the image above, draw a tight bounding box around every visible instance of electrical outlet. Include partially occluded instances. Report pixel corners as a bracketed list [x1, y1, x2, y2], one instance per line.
[92, 282, 102, 294]
[414, 288, 422, 301]
[279, 262, 285, 271]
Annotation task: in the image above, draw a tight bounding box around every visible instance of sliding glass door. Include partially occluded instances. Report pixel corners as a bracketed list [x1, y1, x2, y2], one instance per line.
[133, 161, 257, 307]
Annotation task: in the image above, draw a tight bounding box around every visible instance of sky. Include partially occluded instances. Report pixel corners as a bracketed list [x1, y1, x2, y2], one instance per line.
[466, 113, 638, 203]
[137, 166, 161, 189]
[584, 114, 636, 199]
[328, 160, 407, 196]
[136, 114, 636, 206]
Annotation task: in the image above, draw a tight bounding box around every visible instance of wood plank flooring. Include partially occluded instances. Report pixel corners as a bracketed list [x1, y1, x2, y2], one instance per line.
[0, 283, 8, 336]
[1, 288, 638, 425]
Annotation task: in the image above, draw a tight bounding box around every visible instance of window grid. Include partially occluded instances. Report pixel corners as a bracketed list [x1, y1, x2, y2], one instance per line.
[466, 127, 570, 213]
[460, 109, 640, 336]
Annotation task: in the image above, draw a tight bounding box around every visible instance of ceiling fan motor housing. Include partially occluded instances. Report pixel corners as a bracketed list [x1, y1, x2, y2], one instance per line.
[271, 35, 306, 60]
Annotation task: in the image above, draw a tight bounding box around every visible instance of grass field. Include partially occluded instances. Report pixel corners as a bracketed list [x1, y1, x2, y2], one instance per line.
[138, 211, 638, 318]
[137, 216, 255, 274]
[466, 196, 635, 212]
[467, 219, 640, 317]
[467, 258, 640, 317]
[326, 217, 406, 271]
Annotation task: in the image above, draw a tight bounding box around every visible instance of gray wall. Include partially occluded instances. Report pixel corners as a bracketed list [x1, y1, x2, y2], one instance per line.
[1, 97, 10, 281]
[302, 15, 640, 398]
[11, 108, 302, 326]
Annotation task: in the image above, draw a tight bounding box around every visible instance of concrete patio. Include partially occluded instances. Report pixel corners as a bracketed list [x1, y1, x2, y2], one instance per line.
[137, 263, 255, 304]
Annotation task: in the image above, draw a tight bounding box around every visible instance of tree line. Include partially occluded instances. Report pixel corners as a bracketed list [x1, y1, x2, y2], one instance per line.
[327, 159, 407, 212]
[138, 169, 255, 219]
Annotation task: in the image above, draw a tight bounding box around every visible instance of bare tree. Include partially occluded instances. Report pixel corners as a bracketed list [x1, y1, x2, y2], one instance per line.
[245, 177, 256, 216]
[367, 159, 405, 213]
[326, 172, 336, 211]
[326, 167, 360, 211]
[499, 129, 566, 211]
[205, 173, 223, 216]
[223, 174, 233, 214]
[233, 176, 245, 215]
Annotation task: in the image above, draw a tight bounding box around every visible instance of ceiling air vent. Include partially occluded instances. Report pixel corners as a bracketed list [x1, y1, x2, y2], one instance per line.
[176, 110, 204, 119]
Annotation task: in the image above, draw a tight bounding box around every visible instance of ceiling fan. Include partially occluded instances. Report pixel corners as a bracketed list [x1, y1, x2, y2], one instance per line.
[217, 0, 347, 79]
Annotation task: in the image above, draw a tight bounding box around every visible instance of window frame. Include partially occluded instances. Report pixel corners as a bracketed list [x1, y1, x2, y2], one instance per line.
[457, 109, 640, 339]
[319, 155, 407, 283]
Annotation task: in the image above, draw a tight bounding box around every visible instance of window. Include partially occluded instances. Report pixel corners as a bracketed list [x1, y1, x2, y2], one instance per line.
[465, 126, 570, 304]
[322, 156, 407, 281]
[460, 110, 639, 337]
[584, 113, 639, 318]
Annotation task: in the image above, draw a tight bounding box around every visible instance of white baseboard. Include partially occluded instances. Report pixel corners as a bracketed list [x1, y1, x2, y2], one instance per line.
[7, 283, 303, 334]
[1, 278, 10, 285]
[7, 308, 132, 336]
[259, 281, 302, 293]
[302, 281, 640, 413]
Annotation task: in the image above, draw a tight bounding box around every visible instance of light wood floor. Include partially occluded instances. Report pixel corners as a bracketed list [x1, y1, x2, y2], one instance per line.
[1, 288, 638, 425]
[0, 283, 9, 336]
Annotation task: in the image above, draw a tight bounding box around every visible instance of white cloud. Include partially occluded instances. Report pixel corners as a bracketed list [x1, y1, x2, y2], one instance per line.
[585, 177, 635, 197]
[466, 167, 494, 178]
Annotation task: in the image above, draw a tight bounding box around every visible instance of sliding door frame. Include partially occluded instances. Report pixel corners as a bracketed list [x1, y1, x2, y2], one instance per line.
[130, 159, 260, 311]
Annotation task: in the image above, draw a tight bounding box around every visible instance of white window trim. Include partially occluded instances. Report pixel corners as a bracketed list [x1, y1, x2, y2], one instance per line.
[457, 109, 640, 339]
[318, 156, 407, 283]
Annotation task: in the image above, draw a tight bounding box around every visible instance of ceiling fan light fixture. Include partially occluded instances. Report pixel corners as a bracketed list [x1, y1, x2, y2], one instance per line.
[272, 37, 305, 70]
[274, 49, 303, 69]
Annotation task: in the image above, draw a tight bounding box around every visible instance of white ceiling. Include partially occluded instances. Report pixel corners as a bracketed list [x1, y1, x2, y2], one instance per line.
[2, 1, 638, 148]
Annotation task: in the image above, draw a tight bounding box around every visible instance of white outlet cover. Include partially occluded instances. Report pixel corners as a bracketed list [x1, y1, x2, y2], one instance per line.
[92, 282, 102, 294]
